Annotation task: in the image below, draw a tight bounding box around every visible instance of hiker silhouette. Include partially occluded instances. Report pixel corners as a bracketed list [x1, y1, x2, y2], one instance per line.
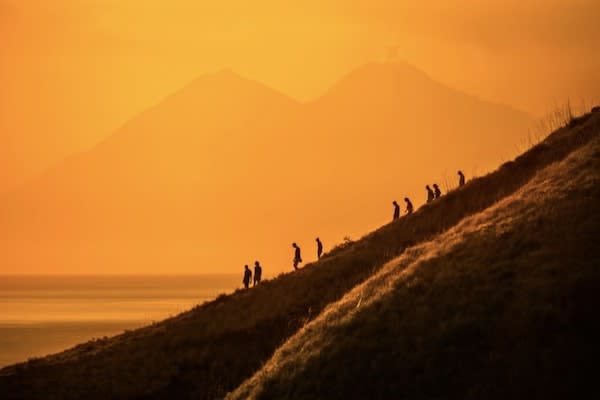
[242, 265, 252, 289]
[292, 242, 302, 270]
[316, 237, 323, 259]
[404, 197, 414, 215]
[392, 200, 400, 220]
[433, 184, 442, 199]
[253, 261, 262, 286]
[426, 185, 434, 203]
[458, 170, 465, 187]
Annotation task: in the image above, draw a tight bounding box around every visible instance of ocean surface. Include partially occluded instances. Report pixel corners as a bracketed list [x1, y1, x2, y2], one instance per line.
[0, 274, 240, 368]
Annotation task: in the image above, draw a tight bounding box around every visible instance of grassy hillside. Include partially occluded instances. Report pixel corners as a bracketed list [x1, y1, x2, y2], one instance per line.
[228, 113, 600, 400]
[0, 110, 597, 399]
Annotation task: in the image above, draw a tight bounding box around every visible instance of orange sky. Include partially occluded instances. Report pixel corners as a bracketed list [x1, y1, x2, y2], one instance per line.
[0, 1, 598, 275]
[1, 0, 599, 189]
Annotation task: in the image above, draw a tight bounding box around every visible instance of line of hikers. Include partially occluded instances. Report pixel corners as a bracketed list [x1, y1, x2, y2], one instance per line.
[393, 170, 465, 221]
[243, 171, 466, 288]
[242, 261, 262, 289]
[242, 238, 323, 288]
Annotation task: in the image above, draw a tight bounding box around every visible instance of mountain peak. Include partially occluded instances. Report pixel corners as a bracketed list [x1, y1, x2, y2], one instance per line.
[198, 67, 243, 82]
[345, 61, 432, 80]
[312, 61, 440, 106]
[167, 68, 299, 109]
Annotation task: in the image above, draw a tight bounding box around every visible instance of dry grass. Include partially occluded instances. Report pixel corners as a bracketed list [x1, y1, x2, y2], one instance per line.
[523, 99, 599, 151]
[0, 111, 598, 400]
[229, 123, 600, 400]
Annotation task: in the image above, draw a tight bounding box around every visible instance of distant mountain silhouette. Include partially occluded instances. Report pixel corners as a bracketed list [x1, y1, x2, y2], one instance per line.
[0, 62, 533, 274]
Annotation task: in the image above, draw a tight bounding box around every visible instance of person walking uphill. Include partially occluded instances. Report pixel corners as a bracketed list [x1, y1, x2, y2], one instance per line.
[316, 237, 323, 259]
[426, 185, 434, 203]
[242, 265, 252, 289]
[292, 242, 302, 270]
[433, 183, 442, 199]
[458, 170, 466, 187]
[404, 197, 414, 215]
[392, 200, 400, 220]
[253, 261, 262, 286]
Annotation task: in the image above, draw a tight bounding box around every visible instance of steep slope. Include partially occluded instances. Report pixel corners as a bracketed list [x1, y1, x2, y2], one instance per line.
[0, 62, 532, 275]
[229, 117, 600, 399]
[0, 111, 596, 400]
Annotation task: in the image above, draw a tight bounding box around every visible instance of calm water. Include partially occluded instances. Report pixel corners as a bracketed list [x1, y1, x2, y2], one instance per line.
[0, 274, 239, 367]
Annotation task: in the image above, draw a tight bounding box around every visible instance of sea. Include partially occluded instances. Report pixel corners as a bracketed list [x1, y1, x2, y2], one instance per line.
[0, 274, 240, 368]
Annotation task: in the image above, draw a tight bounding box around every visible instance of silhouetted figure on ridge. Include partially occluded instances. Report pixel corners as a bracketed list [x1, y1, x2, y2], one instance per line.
[316, 237, 323, 259]
[253, 261, 262, 286]
[426, 185, 434, 203]
[292, 242, 302, 270]
[458, 170, 465, 187]
[433, 184, 442, 199]
[392, 200, 400, 220]
[404, 197, 414, 215]
[242, 265, 252, 289]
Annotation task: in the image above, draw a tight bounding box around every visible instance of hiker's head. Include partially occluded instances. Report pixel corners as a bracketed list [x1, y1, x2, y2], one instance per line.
[292, 242, 297, 248]
[244, 264, 249, 270]
[255, 261, 259, 266]
[393, 200, 398, 206]
[316, 237, 320, 242]
[404, 197, 409, 202]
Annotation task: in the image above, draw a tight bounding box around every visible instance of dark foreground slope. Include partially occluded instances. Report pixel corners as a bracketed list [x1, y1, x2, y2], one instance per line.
[0, 111, 598, 400]
[229, 115, 600, 400]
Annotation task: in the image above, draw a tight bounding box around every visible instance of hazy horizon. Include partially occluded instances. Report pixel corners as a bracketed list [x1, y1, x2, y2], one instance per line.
[0, 274, 240, 366]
